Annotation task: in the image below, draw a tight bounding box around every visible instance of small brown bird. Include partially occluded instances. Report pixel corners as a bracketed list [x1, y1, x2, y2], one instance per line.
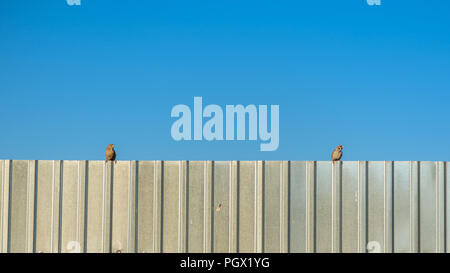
[331, 145, 344, 162]
[105, 144, 116, 163]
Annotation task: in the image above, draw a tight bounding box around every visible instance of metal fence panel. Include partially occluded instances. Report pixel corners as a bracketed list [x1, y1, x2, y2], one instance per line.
[0, 160, 448, 253]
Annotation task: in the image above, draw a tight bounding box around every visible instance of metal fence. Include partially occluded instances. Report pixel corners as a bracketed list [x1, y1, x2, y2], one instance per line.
[0, 160, 448, 253]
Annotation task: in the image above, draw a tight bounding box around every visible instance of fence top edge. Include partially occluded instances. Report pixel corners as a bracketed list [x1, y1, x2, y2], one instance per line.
[0, 160, 447, 164]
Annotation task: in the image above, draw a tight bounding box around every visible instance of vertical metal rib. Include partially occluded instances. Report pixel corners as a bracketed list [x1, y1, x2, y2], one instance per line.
[331, 162, 335, 253]
[0, 161, 4, 253]
[357, 161, 363, 253]
[384, 161, 387, 253]
[418, 161, 421, 253]
[102, 161, 106, 252]
[410, 161, 413, 253]
[203, 161, 207, 253]
[25, 160, 30, 251]
[178, 161, 182, 253]
[446, 162, 449, 253]
[228, 161, 232, 252]
[25, 160, 36, 253]
[50, 160, 56, 253]
[279, 161, 284, 253]
[76, 160, 81, 244]
[127, 161, 132, 252]
[436, 162, 439, 252]
[254, 161, 257, 253]
[305, 161, 310, 253]
[152, 160, 157, 253]
[256, 161, 264, 253]
[436, 162, 444, 253]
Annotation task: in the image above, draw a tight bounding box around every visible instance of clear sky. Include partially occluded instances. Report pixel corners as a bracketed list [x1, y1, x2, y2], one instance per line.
[0, 0, 449, 161]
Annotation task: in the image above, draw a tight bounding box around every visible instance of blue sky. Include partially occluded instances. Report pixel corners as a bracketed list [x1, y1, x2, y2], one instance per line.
[0, 0, 449, 161]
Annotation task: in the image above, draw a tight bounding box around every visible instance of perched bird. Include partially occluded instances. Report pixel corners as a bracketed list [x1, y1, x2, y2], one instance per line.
[331, 145, 344, 162]
[105, 144, 116, 163]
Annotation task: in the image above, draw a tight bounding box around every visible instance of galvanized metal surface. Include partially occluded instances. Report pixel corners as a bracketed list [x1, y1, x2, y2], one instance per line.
[0, 160, 448, 253]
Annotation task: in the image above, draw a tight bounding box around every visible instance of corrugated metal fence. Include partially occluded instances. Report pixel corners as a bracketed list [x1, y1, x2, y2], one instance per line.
[0, 160, 448, 253]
